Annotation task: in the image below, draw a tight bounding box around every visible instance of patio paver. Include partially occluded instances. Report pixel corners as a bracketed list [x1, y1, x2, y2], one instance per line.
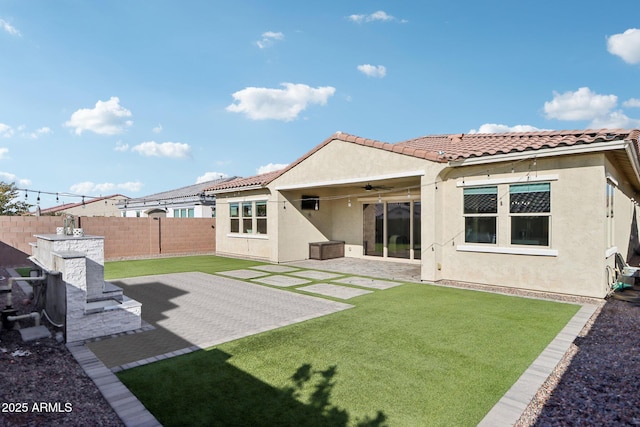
[333, 276, 403, 290]
[289, 270, 344, 280]
[250, 265, 300, 273]
[217, 269, 270, 279]
[297, 283, 373, 299]
[87, 272, 351, 369]
[252, 275, 311, 287]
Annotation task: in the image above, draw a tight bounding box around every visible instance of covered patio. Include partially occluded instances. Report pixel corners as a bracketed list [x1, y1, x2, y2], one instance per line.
[285, 256, 421, 282]
[276, 172, 424, 263]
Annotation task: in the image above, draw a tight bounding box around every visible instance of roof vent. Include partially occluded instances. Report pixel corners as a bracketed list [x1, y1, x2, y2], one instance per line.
[448, 134, 464, 143]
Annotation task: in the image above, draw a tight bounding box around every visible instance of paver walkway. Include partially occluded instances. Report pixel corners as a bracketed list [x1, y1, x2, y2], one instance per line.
[87, 272, 351, 369]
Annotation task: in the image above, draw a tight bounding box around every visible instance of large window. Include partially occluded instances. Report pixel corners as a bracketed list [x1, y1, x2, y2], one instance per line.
[229, 201, 267, 235]
[230, 203, 239, 233]
[256, 201, 267, 234]
[464, 187, 497, 244]
[173, 208, 194, 218]
[242, 202, 253, 233]
[510, 183, 550, 246]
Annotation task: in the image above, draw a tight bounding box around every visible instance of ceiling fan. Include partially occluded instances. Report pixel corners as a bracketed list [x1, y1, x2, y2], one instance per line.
[362, 183, 392, 191]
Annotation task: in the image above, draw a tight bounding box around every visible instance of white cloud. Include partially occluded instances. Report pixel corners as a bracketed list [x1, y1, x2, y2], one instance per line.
[0, 18, 21, 36]
[0, 123, 14, 138]
[28, 127, 52, 139]
[468, 124, 552, 134]
[542, 87, 640, 128]
[131, 141, 191, 158]
[70, 181, 143, 195]
[357, 64, 387, 78]
[0, 148, 8, 159]
[588, 111, 640, 129]
[152, 124, 163, 133]
[544, 87, 618, 121]
[257, 163, 288, 174]
[0, 171, 30, 186]
[623, 98, 640, 108]
[196, 172, 229, 183]
[348, 11, 406, 24]
[256, 31, 284, 49]
[114, 141, 129, 152]
[65, 96, 133, 135]
[607, 28, 640, 64]
[70, 181, 111, 194]
[118, 181, 144, 192]
[226, 83, 336, 121]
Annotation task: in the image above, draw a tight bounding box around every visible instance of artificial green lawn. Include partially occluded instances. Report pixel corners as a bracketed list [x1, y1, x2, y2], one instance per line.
[110, 256, 580, 426]
[104, 254, 266, 280]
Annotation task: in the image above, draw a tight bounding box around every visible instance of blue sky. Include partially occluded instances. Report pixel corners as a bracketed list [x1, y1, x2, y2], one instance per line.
[1, 1, 639, 208]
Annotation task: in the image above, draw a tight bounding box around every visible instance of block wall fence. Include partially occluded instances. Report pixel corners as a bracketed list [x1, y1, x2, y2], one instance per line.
[0, 216, 216, 266]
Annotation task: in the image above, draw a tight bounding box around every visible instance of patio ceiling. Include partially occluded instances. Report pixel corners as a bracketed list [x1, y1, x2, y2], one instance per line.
[274, 170, 423, 196]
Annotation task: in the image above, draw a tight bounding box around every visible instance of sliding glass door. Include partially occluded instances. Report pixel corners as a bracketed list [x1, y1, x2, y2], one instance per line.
[363, 201, 421, 260]
[387, 203, 410, 258]
[363, 203, 384, 256]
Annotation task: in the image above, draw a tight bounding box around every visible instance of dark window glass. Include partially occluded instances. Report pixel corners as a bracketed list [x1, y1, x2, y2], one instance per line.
[464, 187, 497, 214]
[510, 183, 550, 213]
[511, 216, 549, 246]
[230, 203, 239, 218]
[465, 217, 497, 243]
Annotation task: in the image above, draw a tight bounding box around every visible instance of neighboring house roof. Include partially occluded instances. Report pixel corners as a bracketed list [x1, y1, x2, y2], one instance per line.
[205, 170, 283, 193]
[120, 176, 238, 209]
[205, 129, 640, 193]
[37, 194, 127, 215]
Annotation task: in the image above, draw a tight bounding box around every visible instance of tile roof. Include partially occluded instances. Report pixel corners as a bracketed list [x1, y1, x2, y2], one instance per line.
[205, 170, 283, 192]
[204, 128, 640, 192]
[394, 128, 640, 161]
[38, 194, 127, 214]
[124, 176, 238, 204]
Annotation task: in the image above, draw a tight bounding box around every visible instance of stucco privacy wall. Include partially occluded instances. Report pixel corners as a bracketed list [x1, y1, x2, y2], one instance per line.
[433, 153, 610, 298]
[0, 216, 216, 265]
[270, 139, 444, 263]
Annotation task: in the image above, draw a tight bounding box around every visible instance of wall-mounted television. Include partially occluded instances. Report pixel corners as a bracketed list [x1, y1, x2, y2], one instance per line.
[301, 195, 319, 210]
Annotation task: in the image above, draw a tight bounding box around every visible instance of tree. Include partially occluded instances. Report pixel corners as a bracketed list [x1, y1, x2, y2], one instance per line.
[0, 181, 32, 215]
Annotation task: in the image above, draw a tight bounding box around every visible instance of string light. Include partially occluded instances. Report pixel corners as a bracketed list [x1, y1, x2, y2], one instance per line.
[15, 153, 540, 213]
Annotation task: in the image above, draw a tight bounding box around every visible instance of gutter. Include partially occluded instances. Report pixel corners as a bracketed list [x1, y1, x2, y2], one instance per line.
[208, 184, 267, 195]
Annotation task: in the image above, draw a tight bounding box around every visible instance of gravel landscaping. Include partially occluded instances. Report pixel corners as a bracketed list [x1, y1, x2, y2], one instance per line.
[0, 269, 123, 426]
[1, 265, 639, 426]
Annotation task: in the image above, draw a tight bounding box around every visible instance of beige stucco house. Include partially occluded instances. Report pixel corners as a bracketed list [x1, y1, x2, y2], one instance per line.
[207, 129, 640, 298]
[37, 194, 128, 217]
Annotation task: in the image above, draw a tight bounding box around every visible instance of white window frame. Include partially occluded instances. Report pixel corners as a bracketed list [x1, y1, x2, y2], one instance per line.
[463, 186, 498, 245]
[457, 176, 558, 257]
[509, 182, 551, 248]
[228, 199, 269, 238]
